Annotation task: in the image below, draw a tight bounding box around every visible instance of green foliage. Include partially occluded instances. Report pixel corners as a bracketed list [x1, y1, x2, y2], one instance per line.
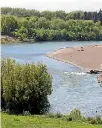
[46, 112, 63, 118]
[1, 7, 41, 17]
[46, 109, 84, 121]
[87, 116, 102, 124]
[1, 58, 52, 114]
[1, 8, 102, 42]
[45, 109, 102, 125]
[1, 15, 18, 36]
[1, 7, 102, 22]
[90, 118, 98, 124]
[96, 116, 102, 124]
[67, 109, 84, 121]
[14, 26, 28, 40]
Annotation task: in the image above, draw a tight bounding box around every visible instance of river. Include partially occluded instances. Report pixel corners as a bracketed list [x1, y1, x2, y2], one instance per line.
[1, 41, 102, 117]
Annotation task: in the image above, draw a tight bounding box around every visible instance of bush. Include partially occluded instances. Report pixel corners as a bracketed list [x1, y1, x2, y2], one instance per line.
[1, 58, 52, 114]
[67, 109, 84, 121]
[22, 111, 31, 116]
[55, 112, 63, 118]
[88, 116, 102, 124]
[46, 113, 56, 118]
[46, 112, 63, 118]
[89, 118, 97, 124]
[87, 117, 94, 122]
[96, 116, 102, 124]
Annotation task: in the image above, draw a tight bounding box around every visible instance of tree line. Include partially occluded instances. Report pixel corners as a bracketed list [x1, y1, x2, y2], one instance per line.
[1, 8, 102, 42]
[1, 7, 102, 23]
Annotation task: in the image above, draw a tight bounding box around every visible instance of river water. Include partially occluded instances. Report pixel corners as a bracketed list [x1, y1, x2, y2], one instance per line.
[1, 41, 102, 117]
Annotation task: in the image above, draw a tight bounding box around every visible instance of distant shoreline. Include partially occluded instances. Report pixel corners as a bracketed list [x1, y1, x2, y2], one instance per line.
[1, 36, 20, 44]
[1, 35, 102, 44]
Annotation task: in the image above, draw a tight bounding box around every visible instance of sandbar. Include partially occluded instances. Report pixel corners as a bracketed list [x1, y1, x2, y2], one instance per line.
[47, 45, 102, 71]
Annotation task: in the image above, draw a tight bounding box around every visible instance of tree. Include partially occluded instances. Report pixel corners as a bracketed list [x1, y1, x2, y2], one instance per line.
[1, 58, 52, 114]
[93, 12, 98, 23]
[54, 10, 66, 19]
[1, 15, 18, 36]
[14, 26, 28, 40]
[1, 8, 102, 42]
[99, 9, 102, 26]
[41, 11, 54, 20]
[1, 7, 41, 17]
[36, 17, 50, 29]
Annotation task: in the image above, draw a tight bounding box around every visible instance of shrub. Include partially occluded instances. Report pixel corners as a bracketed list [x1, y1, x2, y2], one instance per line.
[87, 116, 102, 124]
[89, 118, 97, 124]
[96, 116, 102, 124]
[67, 109, 84, 121]
[55, 112, 63, 118]
[46, 113, 56, 118]
[22, 111, 31, 116]
[87, 117, 94, 121]
[46, 112, 63, 118]
[1, 58, 52, 114]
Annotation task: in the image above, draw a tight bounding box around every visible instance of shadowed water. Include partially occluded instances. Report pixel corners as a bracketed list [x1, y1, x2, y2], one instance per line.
[1, 41, 102, 117]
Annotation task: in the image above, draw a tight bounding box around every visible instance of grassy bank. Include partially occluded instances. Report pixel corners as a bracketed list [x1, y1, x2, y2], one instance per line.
[1, 113, 102, 128]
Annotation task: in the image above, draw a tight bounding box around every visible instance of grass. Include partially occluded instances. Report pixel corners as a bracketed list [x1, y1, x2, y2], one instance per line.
[1, 113, 102, 128]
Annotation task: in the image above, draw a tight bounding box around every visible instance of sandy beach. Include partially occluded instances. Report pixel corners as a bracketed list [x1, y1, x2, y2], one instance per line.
[47, 45, 102, 71]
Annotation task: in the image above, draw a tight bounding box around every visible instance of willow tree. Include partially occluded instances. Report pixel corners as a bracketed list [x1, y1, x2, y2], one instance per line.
[1, 58, 52, 114]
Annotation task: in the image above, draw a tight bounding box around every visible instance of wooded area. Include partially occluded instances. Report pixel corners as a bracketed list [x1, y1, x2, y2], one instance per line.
[1, 7, 102, 42]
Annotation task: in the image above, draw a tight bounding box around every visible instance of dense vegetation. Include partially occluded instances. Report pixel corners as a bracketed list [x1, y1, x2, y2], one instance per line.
[1, 7, 102, 42]
[1, 58, 52, 114]
[1, 7, 102, 22]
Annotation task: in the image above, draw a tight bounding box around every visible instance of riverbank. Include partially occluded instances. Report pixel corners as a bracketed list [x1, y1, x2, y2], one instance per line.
[1, 36, 20, 44]
[1, 36, 37, 44]
[2, 113, 102, 128]
[47, 45, 102, 72]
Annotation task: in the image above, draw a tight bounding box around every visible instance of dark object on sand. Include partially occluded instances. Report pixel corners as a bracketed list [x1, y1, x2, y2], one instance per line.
[90, 70, 98, 74]
[81, 47, 84, 51]
[88, 70, 102, 74]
